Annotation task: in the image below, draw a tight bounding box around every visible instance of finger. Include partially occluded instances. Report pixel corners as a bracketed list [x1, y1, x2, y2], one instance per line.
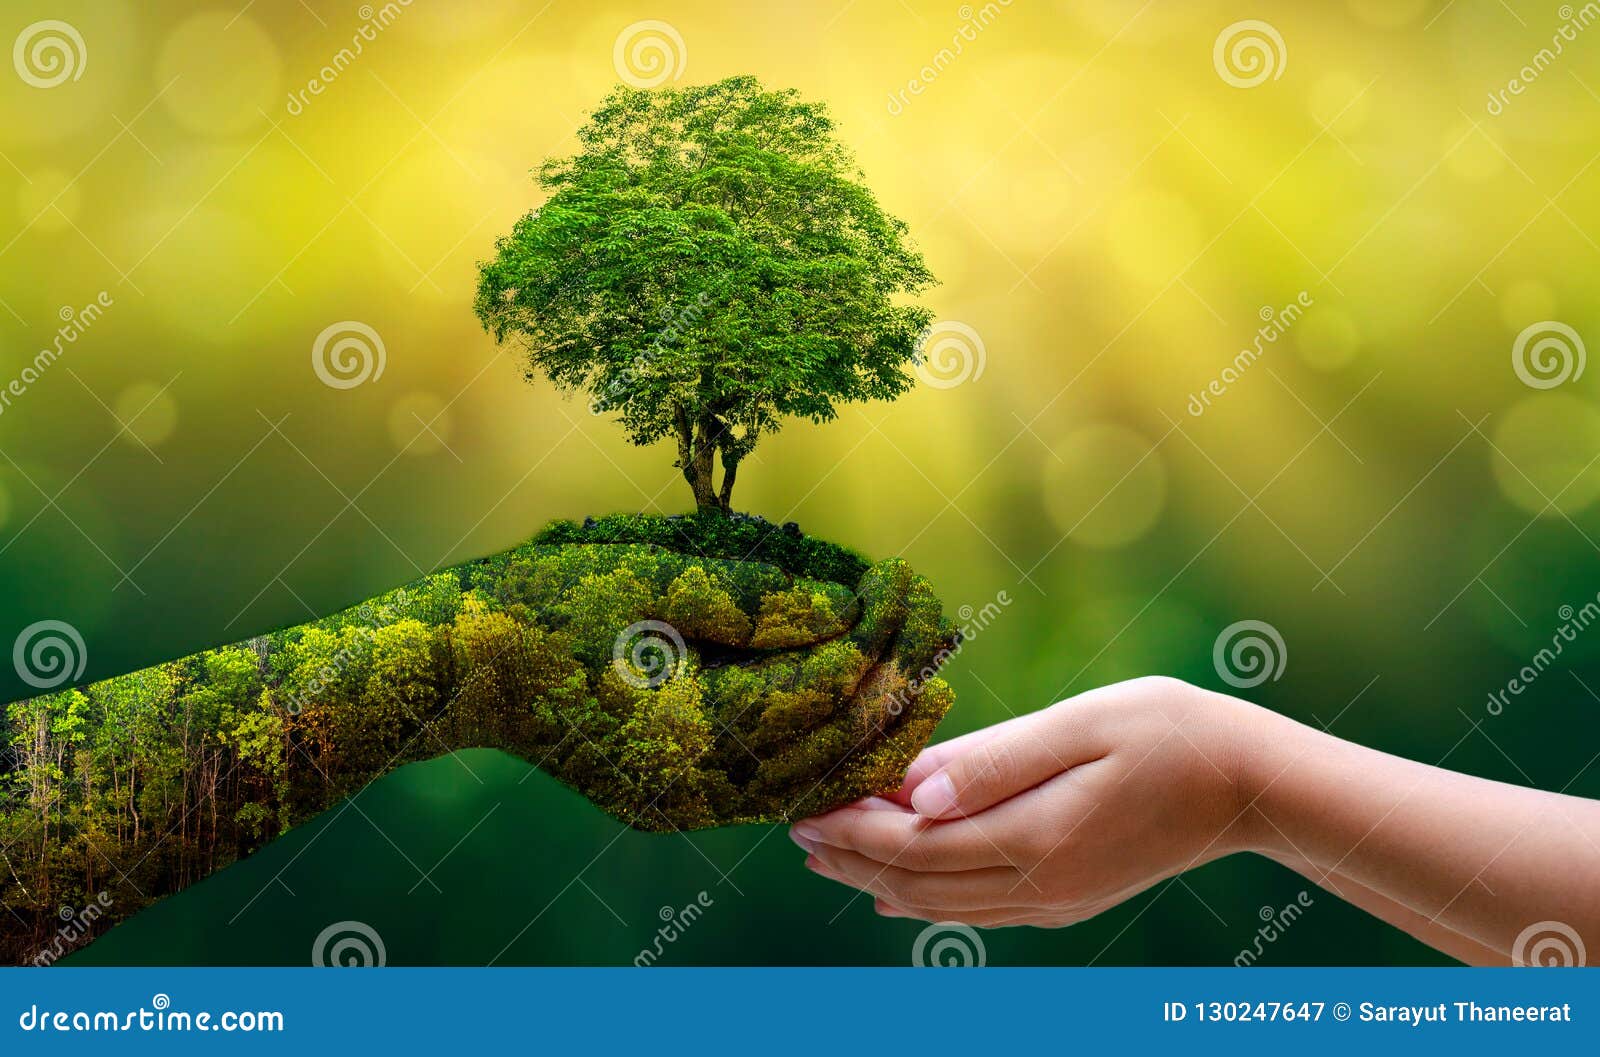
[806, 845, 1021, 911]
[875, 899, 1055, 928]
[791, 801, 1009, 871]
[886, 718, 1025, 804]
[911, 704, 1104, 820]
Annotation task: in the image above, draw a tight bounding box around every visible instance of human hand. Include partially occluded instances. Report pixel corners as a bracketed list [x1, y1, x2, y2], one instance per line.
[789, 677, 1273, 928]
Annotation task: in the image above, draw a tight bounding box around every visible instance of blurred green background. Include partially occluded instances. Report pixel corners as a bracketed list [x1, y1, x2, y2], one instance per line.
[4, 0, 1600, 965]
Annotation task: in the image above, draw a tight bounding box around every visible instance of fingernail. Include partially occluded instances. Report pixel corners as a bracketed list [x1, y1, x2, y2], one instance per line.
[793, 822, 822, 845]
[911, 773, 957, 818]
[790, 828, 819, 853]
[875, 900, 905, 918]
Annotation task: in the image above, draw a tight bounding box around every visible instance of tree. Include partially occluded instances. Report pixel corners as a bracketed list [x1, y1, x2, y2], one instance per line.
[475, 75, 935, 513]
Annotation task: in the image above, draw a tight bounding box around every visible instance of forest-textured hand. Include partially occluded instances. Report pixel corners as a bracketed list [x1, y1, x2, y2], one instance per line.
[1, 514, 955, 963]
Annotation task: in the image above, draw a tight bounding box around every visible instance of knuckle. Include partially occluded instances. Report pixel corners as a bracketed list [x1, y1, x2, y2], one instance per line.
[1128, 674, 1191, 700]
[877, 871, 924, 906]
[960, 740, 1019, 799]
[890, 834, 935, 871]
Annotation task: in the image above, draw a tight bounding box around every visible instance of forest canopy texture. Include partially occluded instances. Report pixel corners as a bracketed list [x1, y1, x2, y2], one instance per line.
[2, 514, 956, 965]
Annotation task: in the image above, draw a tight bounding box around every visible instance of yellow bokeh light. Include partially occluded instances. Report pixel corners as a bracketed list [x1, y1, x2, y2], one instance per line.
[1347, 0, 1429, 28]
[157, 14, 282, 136]
[1308, 72, 1372, 134]
[1104, 190, 1203, 287]
[1491, 394, 1600, 516]
[1297, 309, 1360, 371]
[1499, 279, 1557, 331]
[113, 382, 178, 448]
[1043, 424, 1168, 548]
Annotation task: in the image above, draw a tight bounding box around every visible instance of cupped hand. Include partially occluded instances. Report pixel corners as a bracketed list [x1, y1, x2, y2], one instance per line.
[789, 677, 1271, 928]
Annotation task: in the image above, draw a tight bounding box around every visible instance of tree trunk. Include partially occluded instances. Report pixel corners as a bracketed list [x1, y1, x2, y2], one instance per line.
[718, 448, 740, 513]
[674, 408, 717, 513]
[685, 413, 721, 514]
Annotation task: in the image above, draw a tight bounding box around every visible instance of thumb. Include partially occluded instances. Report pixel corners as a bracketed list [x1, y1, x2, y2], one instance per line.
[909, 707, 1090, 819]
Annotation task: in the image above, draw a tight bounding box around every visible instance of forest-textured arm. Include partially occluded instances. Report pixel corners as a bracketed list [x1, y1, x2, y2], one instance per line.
[1, 514, 958, 965]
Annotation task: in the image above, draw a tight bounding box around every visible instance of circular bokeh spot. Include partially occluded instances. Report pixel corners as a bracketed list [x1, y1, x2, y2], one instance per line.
[1296, 309, 1359, 371]
[1347, 0, 1428, 27]
[113, 382, 177, 448]
[1105, 190, 1203, 287]
[16, 168, 81, 233]
[388, 392, 453, 456]
[1445, 124, 1504, 183]
[1490, 394, 1600, 516]
[1043, 424, 1168, 548]
[157, 14, 282, 136]
[1308, 72, 1371, 134]
[1499, 279, 1556, 331]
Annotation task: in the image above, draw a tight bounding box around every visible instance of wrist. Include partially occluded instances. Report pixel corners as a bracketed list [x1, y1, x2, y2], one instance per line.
[1199, 686, 1310, 857]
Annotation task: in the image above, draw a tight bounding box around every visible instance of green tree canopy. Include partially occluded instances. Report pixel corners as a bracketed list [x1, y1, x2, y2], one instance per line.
[475, 75, 935, 513]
